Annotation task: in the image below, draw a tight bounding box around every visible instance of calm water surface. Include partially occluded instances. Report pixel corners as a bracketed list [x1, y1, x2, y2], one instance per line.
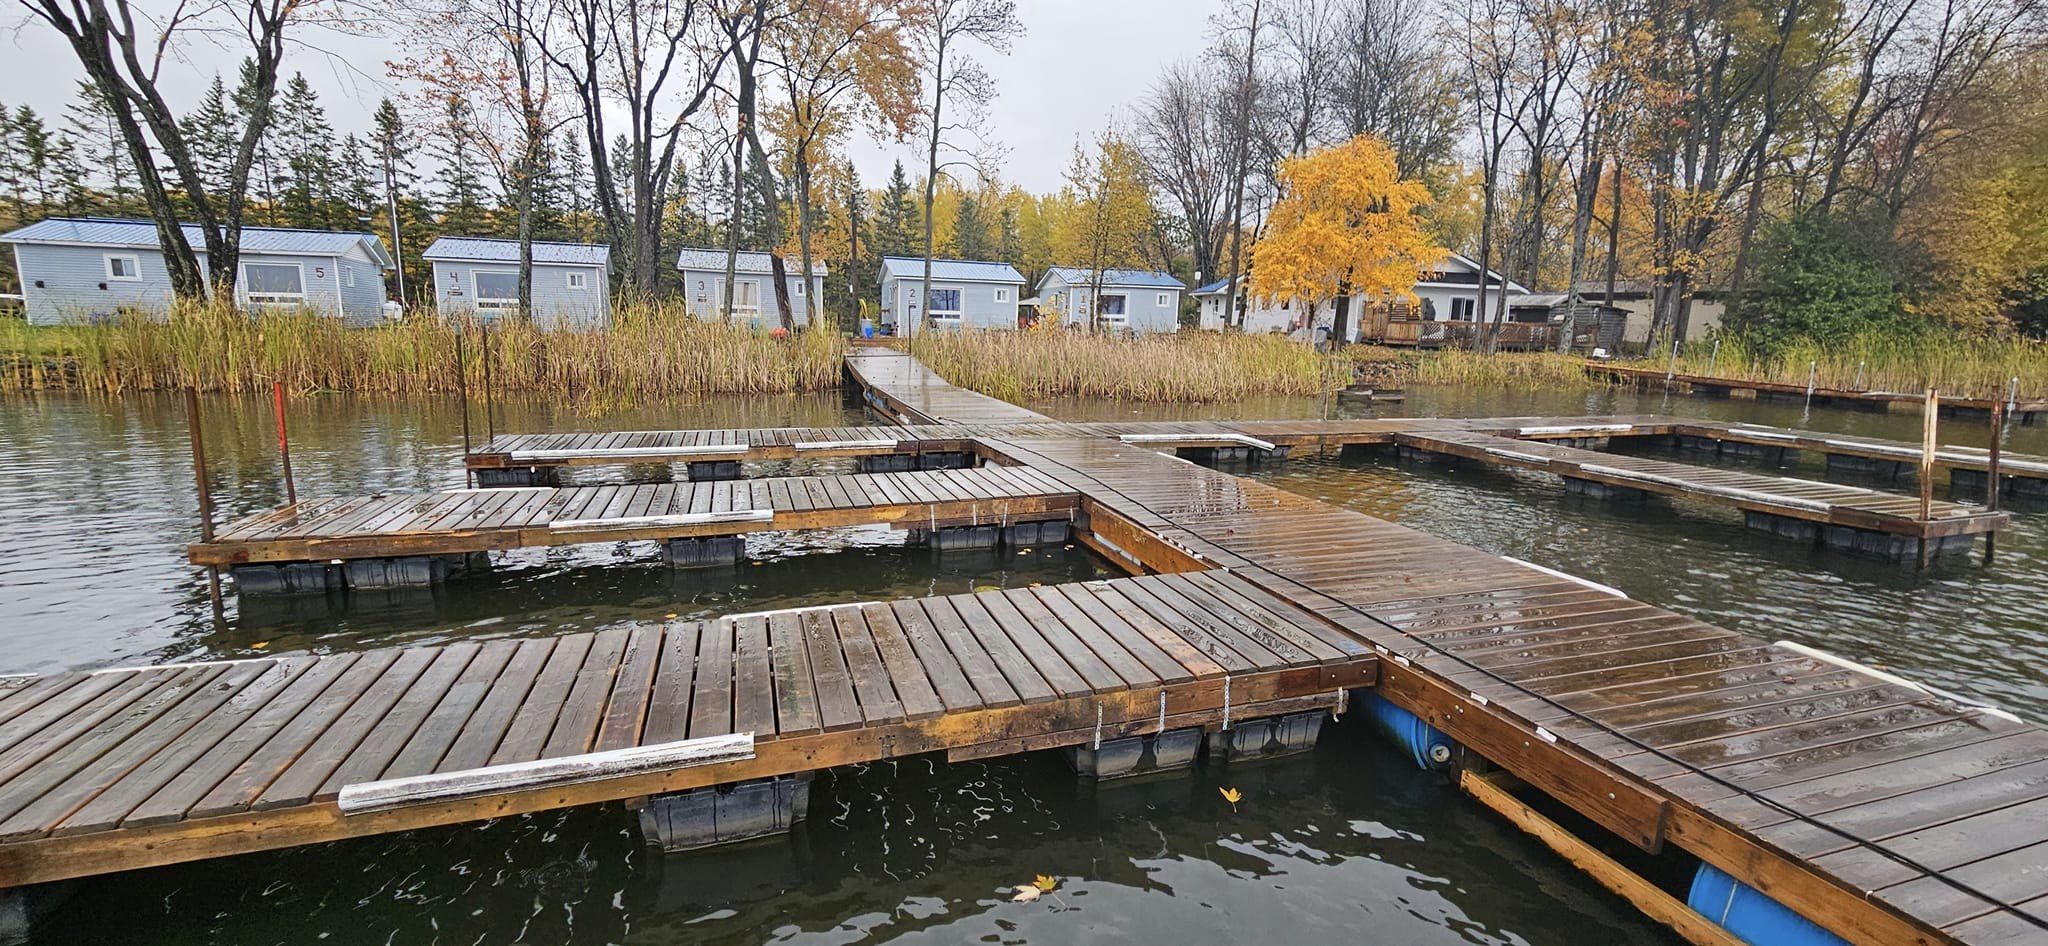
[4, 380, 2044, 946]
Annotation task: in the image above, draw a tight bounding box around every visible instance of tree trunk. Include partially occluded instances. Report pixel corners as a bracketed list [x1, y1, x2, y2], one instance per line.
[1222, 0, 1263, 332]
[918, 34, 947, 338]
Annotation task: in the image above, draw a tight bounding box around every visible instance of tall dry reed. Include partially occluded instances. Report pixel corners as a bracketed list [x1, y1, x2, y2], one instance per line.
[908, 330, 1339, 402]
[1636, 331, 2046, 401]
[0, 301, 844, 396]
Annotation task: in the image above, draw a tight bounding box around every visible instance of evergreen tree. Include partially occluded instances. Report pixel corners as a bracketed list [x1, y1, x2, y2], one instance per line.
[64, 80, 137, 214]
[233, 61, 282, 224]
[181, 76, 241, 203]
[839, 159, 868, 316]
[48, 132, 87, 215]
[0, 105, 32, 221]
[998, 205, 1021, 267]
[556, 130, 592, 242]
[7, 107, 57, 212]
[274, 74, 336, 228]
[951, 195, 992, 260]
[337, 134, 375, 225]
[429, 94, 491, 236]
[872, 160, 919, 259]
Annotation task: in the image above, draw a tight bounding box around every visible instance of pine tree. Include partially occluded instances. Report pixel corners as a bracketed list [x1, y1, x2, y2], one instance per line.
[49, 132, 88, 215]
[873, 160, 920, 259]
[64, 80, 137, 214]
[0, 105, 29, 222]
[181, 76, 241, 203]
[429, 94, 491, 236]
[998, 205, 1021, 267]
[951, 195, 992, 260]
[368, 98, 430, 307]
[556, 130, 592, 242]
[337, 134, 375, 226]
[8, 107, 57, 212]
[274, 74, 336, 229]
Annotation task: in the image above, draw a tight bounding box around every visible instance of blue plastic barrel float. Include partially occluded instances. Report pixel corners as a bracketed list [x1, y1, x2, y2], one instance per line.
[1361, 693, 1455, 770]
[1689, 863, 1850, 946]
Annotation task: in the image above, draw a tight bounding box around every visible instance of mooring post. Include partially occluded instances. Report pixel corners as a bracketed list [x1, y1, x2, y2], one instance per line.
[1853, 361, 1866, 391]
[1804, 361, 1818, 407]
[271, 381, 296, 506]
[1986, 400, 2004, 563]
[1664, 334, 1679, 383]
[1919, 388, 1938, 568]
[482, 321, 498, 442]
[1707, 338, 1719, 377]
[185, 387, 223, 614]
[455, 325, 473, 487]
[2010, 377, 2021, 416]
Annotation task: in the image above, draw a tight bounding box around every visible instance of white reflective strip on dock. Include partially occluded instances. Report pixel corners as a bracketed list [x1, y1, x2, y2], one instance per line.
[1502, 557, 1628, 599]
[1118, 433, 1278, 452]
[1515, 424, 1634, 436]
[548, 509, 774, 531]
[508, 445, 748, 460]
[793, 439, 900, 451]
[337, 733, 757, 814]
[1575, 463, 1835, 513]
[1772, 641, 2023, 724]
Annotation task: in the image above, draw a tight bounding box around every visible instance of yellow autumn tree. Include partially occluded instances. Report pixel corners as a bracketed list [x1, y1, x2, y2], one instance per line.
[1251, 135, 1443, 345]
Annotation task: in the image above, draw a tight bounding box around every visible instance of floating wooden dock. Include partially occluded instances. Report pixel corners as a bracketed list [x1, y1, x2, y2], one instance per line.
[189, 466, 1079, 568]
[1388, 428, 2008, 555]
[3, 348, 2042, 946]
[1668, 421, 2048, 495]
[1588, 362, 2046, 420]
[0, 571, 1372, 886]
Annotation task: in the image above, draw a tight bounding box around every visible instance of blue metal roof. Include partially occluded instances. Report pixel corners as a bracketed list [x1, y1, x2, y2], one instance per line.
[0, 216, 393, 267]
[674, 247, 827, 275]
[1043, 266, 1185, 290]
[879, 256, 1024, 284]
[1193, 278, 1232, 295]
[425, 237, 610, 266]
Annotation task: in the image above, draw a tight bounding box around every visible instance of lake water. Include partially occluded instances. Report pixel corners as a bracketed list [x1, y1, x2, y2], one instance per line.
[3, 380, 2042, 946]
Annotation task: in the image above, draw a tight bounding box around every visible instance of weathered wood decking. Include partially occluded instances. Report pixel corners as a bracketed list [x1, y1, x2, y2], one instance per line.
[3, 348, 2042, 946]
[188, 466, 1079, 567]
[842, 350, 2048, 946]
[0, 571, 1372, 886]
[1390, 427, 2008, 541]
[1588, 362, 2048, 419]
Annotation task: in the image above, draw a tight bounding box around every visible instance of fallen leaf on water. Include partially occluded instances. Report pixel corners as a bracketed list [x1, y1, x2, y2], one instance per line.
[1033, 874, 1058, 893]
[1009, 885, 1041, 903]
[1219, 786, 1243, 811]
[664, 613, 678, 620]
[251, 641, 269, 650]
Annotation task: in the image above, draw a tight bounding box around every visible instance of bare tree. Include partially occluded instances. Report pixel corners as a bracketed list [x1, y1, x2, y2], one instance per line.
[906, 0, 1021, 334]
[1137, 60, 1232, 282]
[20, 0, 302, 301]
[1333, 0, 1462, 179]
[540, 0, 724, 299]
[1214, 0, 1264, 330]
[1451, 0, 1532, 351]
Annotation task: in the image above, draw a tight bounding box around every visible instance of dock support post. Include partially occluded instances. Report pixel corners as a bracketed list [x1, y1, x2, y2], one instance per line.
[185, 387, 224, 620]
[636, 773, 813, 853]
[1987, 402, 2003, 563]
[272, 381, 296, 506]
[1919, 389, 1938, 568]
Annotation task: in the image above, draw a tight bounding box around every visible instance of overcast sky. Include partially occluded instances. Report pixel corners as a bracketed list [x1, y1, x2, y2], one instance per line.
[1, 0, 1217, 194]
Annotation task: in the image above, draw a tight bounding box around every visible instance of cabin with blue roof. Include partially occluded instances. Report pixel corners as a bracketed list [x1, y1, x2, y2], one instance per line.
[0, 216, 393, 325]
[877, 256, 1026, 335]
[674, 247, 827, 328]
[1033, 266, 1185, 334]
[424, 237, 613, 329]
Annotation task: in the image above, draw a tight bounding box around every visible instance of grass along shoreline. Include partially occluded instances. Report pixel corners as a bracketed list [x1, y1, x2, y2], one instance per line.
[0, 303, 844, 396]
[1624, 332, 2047, 402]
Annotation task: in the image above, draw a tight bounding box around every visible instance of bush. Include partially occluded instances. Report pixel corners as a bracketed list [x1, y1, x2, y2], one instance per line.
[1734, 211, 1914, 351]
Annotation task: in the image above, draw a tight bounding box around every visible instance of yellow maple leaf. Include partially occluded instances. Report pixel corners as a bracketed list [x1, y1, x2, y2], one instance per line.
[251, 641, 269, 650]
[1219, 786, 1243, 811]
[1033, 874, 1058, 893]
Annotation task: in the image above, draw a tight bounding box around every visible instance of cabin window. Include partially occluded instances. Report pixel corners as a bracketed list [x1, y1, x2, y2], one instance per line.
[1450, 297, 1475, 321]
[567, 271, 588, 290]
[994, 287, 1009, 303]
[1099, 293, 1127, 316]
[1155, 292, 1169, 307]
[927, 287, 961, 316]
[342, 267, 356, 288]
[793, 280, 804, 297]
[473, 270, 520, 310]
[731, 279, 760, 312]
[104, 254, 140, 281]
[242, 262, 306, 306]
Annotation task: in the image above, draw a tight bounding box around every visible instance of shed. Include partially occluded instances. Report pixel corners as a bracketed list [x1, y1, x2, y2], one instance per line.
[1033, 267, 1185, 334]
[877, 256, 1026, 335]
[423, 237, 611, 329]
[675, 248, 827, 327]
[1509, 291, 1630, 353]
[0, 216, 393, 325]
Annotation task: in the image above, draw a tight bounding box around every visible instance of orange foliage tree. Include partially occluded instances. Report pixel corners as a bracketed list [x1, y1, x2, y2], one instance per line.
[1250, 135, 1442, 345]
